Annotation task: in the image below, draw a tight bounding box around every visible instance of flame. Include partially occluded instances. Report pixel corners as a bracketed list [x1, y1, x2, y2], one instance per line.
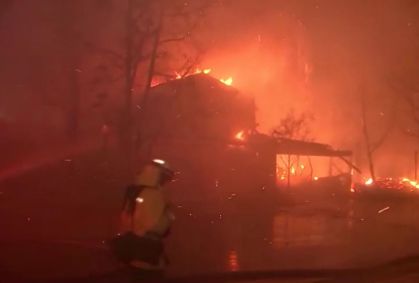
[358, 176, 419, 190]
[235, 130, 245, 141]
[365, 178, 374, 186]
[228, 250, 240, 272]
[168, 67, 233, 86]
[313, 176, 319, 181]
[400, 177, 419, 189]
[151, 78, 162, 87]
[193, 68, 211, 75]
[290, 166, 296, 175]
[220, 77, 233, 86]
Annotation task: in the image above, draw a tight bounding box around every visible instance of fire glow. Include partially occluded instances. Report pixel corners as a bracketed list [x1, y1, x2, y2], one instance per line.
[220, 77, 233, 86]
[172, 68, 233, 86]
[365, 178, 374, 186]
[235, 130, 245, 141]
[359, 176, 419, 191]
[195, 68, 233, 86]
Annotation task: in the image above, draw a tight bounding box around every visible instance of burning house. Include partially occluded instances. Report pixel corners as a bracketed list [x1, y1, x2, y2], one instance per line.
[135, 73, 353, 203]
[134, 73, 270, 202]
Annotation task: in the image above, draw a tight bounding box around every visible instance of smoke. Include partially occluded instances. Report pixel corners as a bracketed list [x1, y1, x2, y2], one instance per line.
[200, 1, 311, 133]
[198, 0, 418, 177]
[1, 0, 417, 177]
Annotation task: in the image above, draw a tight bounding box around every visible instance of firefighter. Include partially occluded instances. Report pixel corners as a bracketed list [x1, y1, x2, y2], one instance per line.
[112, 159, 174, 281]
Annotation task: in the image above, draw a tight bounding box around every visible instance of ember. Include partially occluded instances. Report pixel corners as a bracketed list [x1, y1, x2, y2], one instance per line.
[378, 206, 390, 214]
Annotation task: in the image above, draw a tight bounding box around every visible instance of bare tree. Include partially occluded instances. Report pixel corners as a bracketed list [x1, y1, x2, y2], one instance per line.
[359, 85, 395, 181]
[87, 0, 210, 163]
[271, 110, 314, 141]
[389, 67, 419, 138]
[271, 110, 314, 187]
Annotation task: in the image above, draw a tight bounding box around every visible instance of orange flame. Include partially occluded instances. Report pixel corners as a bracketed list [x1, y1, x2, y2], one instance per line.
[170, 67, 233, 86]
[193, 68, 212, 75]
[151, 78, 162, 87]
[235, 130, 245, 141]
[220, 77, 233, 86]
[400, 177, 419, 189]
[228, 250, 239, 272]
[365, 178, 374, 186]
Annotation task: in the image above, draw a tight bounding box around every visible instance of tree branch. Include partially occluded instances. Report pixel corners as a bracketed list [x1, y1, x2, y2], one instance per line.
[159, 35, 187, 44]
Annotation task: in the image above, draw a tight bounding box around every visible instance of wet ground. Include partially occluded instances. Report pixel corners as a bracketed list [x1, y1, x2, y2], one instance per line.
[1, 150, 419, 282]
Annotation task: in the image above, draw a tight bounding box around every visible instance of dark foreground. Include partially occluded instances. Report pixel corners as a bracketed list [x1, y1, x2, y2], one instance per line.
[1, 151, 419, 282]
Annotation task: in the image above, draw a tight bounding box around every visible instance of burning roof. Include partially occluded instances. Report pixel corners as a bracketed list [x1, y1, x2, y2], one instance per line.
[274, 138, 352, 157]
[136, 74, 255, 142]
[245, 133, 352, 157]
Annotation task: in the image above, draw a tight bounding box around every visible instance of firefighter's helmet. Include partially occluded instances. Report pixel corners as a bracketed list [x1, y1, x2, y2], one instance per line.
[151, 159, 174, 185]
[136, 159, 174, 187]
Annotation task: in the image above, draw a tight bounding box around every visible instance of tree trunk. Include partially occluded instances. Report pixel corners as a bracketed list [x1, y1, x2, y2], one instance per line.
[361, 95, 376, 181]
[120, 0, 135, 169]
[136, 7, 164, 162]
[141, 11, 163, 108]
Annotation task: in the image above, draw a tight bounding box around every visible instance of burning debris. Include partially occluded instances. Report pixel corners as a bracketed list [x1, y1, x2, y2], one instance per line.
[272, 138, 353, 188]
[365, 178, 374, 186]
[355, 177, 419, 192]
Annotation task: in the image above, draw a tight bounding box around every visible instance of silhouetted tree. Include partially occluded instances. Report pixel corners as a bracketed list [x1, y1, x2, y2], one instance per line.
[359, 85, 395, 181]
[271, 110, 314, 141]
[87, 0, 211, 164]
